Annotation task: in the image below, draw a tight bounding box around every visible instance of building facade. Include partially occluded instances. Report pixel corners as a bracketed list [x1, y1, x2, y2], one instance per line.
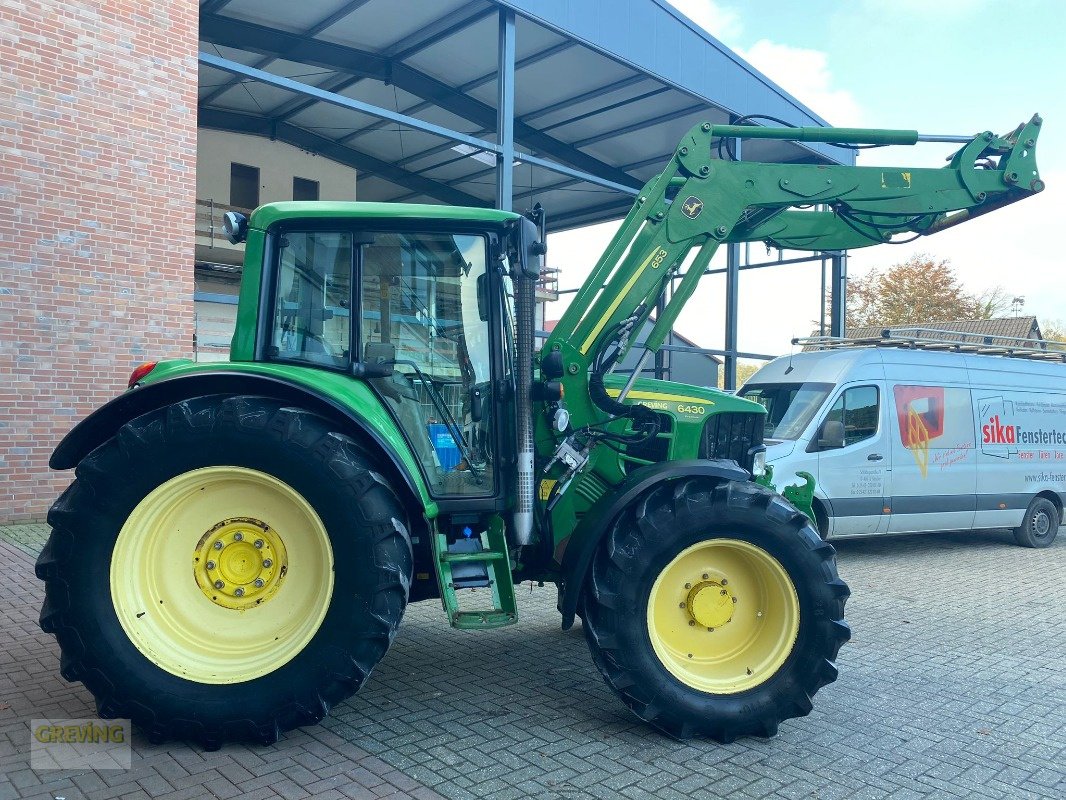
[0, 1, 199, 520]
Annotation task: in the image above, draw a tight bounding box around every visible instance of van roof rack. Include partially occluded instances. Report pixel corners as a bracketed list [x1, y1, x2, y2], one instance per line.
[792, 327, 1066, 362]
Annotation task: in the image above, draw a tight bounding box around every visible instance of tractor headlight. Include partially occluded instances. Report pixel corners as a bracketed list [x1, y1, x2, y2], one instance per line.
[750, 448, 767, 477]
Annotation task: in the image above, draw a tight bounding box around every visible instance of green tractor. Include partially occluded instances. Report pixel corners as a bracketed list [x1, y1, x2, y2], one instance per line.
[38, 117, 1043, 748]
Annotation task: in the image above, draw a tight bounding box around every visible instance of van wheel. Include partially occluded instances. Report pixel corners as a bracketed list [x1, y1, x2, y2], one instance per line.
[1013, 497, 1059, 548]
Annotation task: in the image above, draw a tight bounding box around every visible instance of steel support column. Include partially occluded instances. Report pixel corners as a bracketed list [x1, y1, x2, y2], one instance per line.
[723, 136, 741, 390]
[830, 251, 847, 337]
[496, 9, 516, 210]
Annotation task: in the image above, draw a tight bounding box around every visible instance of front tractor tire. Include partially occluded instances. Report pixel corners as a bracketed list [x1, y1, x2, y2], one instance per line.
[581, 479, 850, 741]
[36, 396, 412, 749]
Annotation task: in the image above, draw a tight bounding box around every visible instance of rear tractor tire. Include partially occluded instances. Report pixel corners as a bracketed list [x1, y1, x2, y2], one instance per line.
[36, 395, 412, 749]
[1013, 496, 1059, 548]
[581, 479, 850, 741]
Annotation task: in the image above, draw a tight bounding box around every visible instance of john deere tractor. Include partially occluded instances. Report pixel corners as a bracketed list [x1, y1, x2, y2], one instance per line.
[38, 117, 1043, 748]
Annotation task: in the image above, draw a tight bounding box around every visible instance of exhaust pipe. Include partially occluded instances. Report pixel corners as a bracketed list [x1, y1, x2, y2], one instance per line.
[511, 211, 545, 547]
[513, 268, 535, 546]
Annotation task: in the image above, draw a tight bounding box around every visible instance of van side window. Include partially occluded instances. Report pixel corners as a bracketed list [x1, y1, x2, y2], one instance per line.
[824, 386, 879, 446]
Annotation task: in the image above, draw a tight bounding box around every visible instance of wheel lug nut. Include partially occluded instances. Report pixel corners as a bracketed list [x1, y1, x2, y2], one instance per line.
[720, 589, 728, 595]
[206, 561, 216, 570]
[233, 532, 243, 541]
[254, 578, 265, 588]
[732, 597, 738, 604]
[234, 587, 245, 597]
[684, 583, 691, 589]
[678, 602, 685, 609]
[702, 573, 708, 579]
[254, 539, 264, 549]
[214, 580, 225, 589]
[721, 579, 728, 585]
[688, 620, 695, 627]
[262, 559, 272, 568]
[213, 541, 223, 550]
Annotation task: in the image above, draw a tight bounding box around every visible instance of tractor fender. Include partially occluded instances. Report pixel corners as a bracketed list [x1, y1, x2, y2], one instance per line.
[50, 371, 428, 511]
[557, 459, 750, 630]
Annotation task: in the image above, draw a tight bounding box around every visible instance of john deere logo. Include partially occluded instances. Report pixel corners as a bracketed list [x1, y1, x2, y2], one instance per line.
[681, 196, 703, 219]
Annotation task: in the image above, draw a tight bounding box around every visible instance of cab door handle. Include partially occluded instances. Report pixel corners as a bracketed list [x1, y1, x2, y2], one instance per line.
[867, 453, 884, 461]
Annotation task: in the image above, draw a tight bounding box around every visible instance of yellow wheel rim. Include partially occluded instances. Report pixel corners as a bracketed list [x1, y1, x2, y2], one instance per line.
[110, 466, 334, 684]
[646, 539, 800, 694]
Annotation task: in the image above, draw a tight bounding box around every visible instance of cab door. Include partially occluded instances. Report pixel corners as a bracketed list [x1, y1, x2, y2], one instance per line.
[815, 384, 890, 536]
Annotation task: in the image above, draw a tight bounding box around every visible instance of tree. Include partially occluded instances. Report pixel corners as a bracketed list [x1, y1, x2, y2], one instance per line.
[1041, 319, 1066, 343]
[718, 360, 762, 390]
[840, 255, 1008, 329]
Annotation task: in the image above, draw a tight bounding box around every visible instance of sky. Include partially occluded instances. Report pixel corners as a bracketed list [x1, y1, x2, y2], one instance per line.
[545, 0, 1066, 359]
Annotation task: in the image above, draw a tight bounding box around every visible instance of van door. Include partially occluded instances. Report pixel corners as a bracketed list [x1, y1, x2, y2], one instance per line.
[887, 385, 976, 533]
[815, 384, 890, 536]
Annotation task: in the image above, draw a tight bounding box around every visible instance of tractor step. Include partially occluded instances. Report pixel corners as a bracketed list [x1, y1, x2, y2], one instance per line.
[433, 518, 517, 629]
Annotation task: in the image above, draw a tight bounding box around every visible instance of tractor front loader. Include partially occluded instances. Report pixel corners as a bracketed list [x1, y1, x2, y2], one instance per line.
[37, 116, 1043, 747]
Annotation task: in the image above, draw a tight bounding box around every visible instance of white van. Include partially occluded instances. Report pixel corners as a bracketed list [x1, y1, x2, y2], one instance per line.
[739, 342, 1066, 547]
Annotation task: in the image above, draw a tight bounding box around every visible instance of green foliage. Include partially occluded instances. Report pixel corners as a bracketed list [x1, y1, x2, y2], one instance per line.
[719, 360, 762, 390]
[1041, 319, 1066, 342]
[843, 255, 1008, 328]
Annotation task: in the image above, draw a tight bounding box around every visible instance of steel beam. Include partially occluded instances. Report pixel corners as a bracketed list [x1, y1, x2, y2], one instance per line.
[199, 53, 639, 198]
[339, 41, 576, 163]
[496, 9, 516, 211]
[198, 108, 486, 207]
[200, 52, 502, 152]
[520, 74, 647, 123]
[199, 0, 374, 108]
[384, 2, 495, 60]
[200, 13, 642, 191]
[200, 0, 235, 13]
[572, 104, 704, 149]
[268, 75, 364, 123]
[540, 88, 670, 134]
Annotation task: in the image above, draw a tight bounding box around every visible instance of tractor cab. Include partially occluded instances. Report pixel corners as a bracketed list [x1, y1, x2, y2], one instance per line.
[232, 202, 526, 503]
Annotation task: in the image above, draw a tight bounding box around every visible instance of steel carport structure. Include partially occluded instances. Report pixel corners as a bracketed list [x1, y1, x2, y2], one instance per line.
[196, 0, 853, 387]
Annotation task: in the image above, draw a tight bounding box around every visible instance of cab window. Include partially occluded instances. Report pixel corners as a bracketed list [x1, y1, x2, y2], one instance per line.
[359, 231, 494, 497]
[268, 231, 351, 368]
[824, 385, 879, 446]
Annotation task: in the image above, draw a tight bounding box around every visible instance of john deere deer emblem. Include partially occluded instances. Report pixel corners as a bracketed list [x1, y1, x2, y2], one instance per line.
[681, 196, 703, 219]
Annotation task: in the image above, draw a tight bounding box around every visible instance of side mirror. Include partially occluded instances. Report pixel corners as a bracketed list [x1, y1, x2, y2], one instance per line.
[222, 211, 248, 244]
[818, 419, 845, 449]
[353, 341, 396, 379]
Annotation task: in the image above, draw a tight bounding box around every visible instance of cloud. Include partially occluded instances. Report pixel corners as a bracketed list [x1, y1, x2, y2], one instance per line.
[665, 0, 743, 43]
[663, 1, 864, 126]
[739, 39, 864, 126]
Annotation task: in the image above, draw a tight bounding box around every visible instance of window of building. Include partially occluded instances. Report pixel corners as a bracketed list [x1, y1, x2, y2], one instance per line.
[293, 176, 320, 201]
[230, 163, 260, 211]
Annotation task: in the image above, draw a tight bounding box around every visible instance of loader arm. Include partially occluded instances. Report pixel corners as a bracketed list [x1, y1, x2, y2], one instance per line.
[544, 114, 1044, 429]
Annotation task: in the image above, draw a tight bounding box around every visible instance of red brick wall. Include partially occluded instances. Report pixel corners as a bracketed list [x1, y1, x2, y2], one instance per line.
[0, 1, 199, 521]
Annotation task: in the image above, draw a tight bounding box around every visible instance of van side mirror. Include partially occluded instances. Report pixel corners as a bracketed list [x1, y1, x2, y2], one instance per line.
[818, 419, 845, 449]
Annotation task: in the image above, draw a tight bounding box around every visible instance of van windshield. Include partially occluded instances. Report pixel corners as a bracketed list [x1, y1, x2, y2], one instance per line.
[738, 382, 835, 441]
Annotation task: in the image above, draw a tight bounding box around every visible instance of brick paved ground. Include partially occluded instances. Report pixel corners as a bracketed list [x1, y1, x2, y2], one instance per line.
[2, 523, 1063, 799]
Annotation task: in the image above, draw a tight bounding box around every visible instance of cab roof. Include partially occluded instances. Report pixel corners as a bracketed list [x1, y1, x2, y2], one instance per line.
[249, 201, 522, 230]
